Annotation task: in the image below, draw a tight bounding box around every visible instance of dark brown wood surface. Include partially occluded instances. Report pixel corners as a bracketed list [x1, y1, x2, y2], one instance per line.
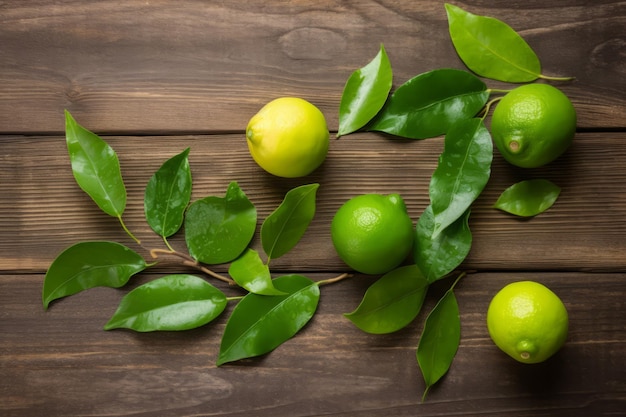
[1, 1, 624, 416]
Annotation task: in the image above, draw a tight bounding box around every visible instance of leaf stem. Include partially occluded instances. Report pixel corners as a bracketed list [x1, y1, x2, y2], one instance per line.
[479, 96, 503, 121]
[227, 295, 244, 302]
[118, 216, 141, 245]
[539, 74, 576, 82]
[317, 272, 353, 286]
[149, 248, 237, 286]
[162, 236, 175, 252]
[486, 88, 511, 95]
[449, 271, 467, 292]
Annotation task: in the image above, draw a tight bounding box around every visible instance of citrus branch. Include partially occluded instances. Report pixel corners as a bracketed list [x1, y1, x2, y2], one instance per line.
[149, 248, 236, 286]
[317, 272, 353, 286]
[479, 96, 503, 120]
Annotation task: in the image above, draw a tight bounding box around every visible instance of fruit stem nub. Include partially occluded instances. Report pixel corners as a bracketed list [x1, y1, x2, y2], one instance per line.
[508, 140, 521, 153]
[245, 128, 256, 144]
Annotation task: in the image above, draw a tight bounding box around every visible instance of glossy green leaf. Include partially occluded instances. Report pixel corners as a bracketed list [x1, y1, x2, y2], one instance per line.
[261, 183, 319, 262]
[494, 179, 561, 217]
[217, 274, 320, 366]
[338, 43, 393, 137]
[104, 274, 227, 332]
[417, 277, 462, 401]
[344, 265, 428, 334]
[430, 118, 492, 238]
[43, 241, 148, 309]
[414, 205, 472, 283]
[445, 3, 541, 83]
[228, 249, 286, 296]
[368, 69, 488, 139]
[144, 148, 192, 237]
[65, 110, 126, 217]
[184, 182, 257, 265]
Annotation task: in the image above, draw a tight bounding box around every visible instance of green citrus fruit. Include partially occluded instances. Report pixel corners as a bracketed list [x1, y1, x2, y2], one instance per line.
[487, 281, 568, 364]
[491, 84, 576, 168]
[331, 193, 414, 275]
[246, 97, 329, 178]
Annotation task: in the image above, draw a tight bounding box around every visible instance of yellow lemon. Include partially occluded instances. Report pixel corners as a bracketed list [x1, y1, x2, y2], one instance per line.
[246, 97, 329, 178]
[331, 193, 414, 275]
[487, 281, 568, 364]
[491, 84, 576, 168]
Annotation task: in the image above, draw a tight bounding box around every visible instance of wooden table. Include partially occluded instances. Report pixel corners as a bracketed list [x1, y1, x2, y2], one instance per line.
[1, 2, 625, 416]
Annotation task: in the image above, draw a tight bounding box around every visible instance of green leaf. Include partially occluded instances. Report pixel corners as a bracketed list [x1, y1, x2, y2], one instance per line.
[430, 118, 492, 238]
[417, 277, 462, 401]
[228, 249, 286, 296]
[344, 265, 428, 334]
[144, 148, 192, 237]
[217, 274, 320, 365]
[43, 241, 148, 309]
[414, 205, 472, 283]
[445, 3, 541, 83]
[368, 69, 488, 139]
[494, 179, 561, 217]
[104, 274, 227, 331]
[65, 110, 126, 217]
[338, 44, 393, 137]
[184, 182, 257, 265]
[261, 183, 319, 262]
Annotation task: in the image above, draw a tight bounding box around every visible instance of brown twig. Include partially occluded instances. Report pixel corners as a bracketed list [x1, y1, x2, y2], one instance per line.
[149, 248, 236, 286]
[317, 272, 353, 286]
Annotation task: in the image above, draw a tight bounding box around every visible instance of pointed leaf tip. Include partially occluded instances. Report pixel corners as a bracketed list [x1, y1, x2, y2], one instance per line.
[345, 265, 428, 334]
[184, 182, 257, 265]
[217, 274, 319, 365]
[417, 278, 462, 401]
[368, 69, 488, 140]
[494, 179, 561, 217]
[429, 118, 491, 237]
[104, 274, 227, 332]
[65, 112, 127, 217]
[144, 147, 192, 237]
[261, 183, 319, 261]
[338, 44, 393, 137]
[446, 3, 541, 82]
[228, 249, 287, 296]
[43, 241, 147, 309]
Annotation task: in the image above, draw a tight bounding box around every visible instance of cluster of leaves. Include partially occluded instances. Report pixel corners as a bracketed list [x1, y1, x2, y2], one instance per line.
[45, 110, 338, 365]
[337, 4, 570, 399]
[42, 3, 572, 401]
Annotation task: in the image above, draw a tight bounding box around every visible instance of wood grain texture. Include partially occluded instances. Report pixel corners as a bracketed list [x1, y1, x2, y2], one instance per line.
[1, 1, 625, 416]
[2, 132, 625, 273]
[1, 272, 624, 416]
[0, 0, 624, 133]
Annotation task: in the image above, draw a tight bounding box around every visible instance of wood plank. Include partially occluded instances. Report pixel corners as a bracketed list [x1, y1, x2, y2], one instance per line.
[1, 271, 624, 416]
[1, 132, 625, 273]
[1, 1, 624, 134]
[1, 130, 625, 273]
[2, 2, 624, 416]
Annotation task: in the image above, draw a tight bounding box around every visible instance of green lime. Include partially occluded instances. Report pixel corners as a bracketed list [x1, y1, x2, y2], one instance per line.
[331, 193, 414, 275]
[491, 84, 576, 168]
[487, 281, 568, 364]
[246, 97, 329, 178]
